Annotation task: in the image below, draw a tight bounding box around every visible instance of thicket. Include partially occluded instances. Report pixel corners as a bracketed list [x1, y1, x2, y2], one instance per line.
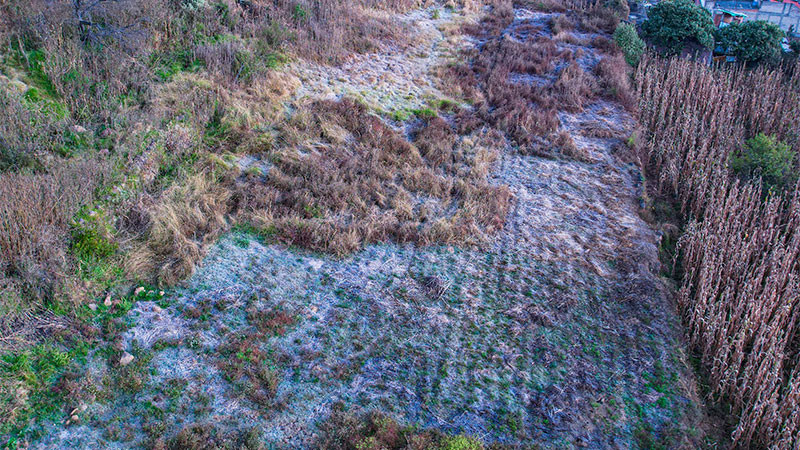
[635, 55, 800, 447]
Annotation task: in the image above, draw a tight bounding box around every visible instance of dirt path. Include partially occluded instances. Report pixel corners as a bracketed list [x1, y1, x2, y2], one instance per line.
[34, 5, 712, 449]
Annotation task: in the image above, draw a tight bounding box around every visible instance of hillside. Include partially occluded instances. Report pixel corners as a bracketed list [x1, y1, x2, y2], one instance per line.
[0, 0, 733, 448]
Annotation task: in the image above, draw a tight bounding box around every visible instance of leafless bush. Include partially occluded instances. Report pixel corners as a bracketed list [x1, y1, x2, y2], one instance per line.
[549, 14, 574, 35]
[0, 84, 67, 171]
[594, 54, 635, 110]
[554, 61, 596, 111]
[0, 158, 106, 302]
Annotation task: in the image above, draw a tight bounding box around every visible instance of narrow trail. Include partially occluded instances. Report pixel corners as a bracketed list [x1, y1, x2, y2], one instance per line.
[35, 5, 712, 449]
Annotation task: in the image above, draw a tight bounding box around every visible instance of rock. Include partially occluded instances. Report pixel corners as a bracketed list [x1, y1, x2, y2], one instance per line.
[119, 352, 134, 367]
[70, 125, 87, 134]
[103, 294, 112, 307]
[88, 303, 97, 311]
[70, 415, 79, 424]
[134, 286, 145, 296]
[152, 305, 163, 313]
[158, 291, 165, 297]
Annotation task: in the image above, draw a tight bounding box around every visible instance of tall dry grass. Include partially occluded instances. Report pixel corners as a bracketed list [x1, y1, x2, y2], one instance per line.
[439, 0, 630, 157]
[635, 54, 800, 447]
[0, 158, 106, 308]
[237, 98, 511, 255]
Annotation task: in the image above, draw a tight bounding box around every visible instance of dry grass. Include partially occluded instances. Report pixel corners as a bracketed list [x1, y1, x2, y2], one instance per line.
[549, 14, 574, 35]
[237, 98, 511, 255]
[438, 0, 630, 157]
[595, 54, 635, 111]
[635, 54, 800, 447]
[554, 61, 597, 111]
[126, 173, 234, 285]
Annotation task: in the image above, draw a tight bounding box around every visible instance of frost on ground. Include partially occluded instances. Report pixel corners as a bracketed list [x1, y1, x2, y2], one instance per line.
[32, 5, 713, 450]
[291, 7, 473, 115]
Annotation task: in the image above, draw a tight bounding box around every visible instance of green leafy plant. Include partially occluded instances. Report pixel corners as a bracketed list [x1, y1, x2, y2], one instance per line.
[641, 0, 715, 55]
[716, 20, 785, 66]
[730, 133, 797, 194]
[440, 435, 483, 450]
[71, 208, 118, 260]
[614, 23, 646, 66]
[293, 3, 308, 22]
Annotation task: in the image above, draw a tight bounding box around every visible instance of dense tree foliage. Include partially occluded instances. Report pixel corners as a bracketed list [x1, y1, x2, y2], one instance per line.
[716, 20, 785, 65]
[731, 133, 797, 194]
[641, 0, 715, 55]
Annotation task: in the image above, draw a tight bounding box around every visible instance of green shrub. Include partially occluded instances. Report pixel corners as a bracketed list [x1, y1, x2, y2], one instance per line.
[71, 208, 117, 260]
[730, 133, 797, 194]
[412, 108, 437, 119]
[716, 20, 785, 66]
[293, 3, 308, 22]
[614, 23, 646, 66]
[641, 0, 715, 55]
[439, 435, 483, 450]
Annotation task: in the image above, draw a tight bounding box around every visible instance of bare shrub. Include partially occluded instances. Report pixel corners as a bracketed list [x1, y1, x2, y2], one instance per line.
[0, 158, 106, 302]
[554, 130, 589, 161]
[594, 54, 635, 110]
[590, 35, 618, 54]
[549, 14, 574, 35]
[0, 83, 66, 172]
[554, 62, 596, 111]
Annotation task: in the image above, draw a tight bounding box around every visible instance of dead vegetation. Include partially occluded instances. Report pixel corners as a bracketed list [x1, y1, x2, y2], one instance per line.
[635, 54, 800, 447]
[438, 0, 632, 157]
[316, 405, 509, 450]
[0, 158, 108, 313]
[0, 0, 497, 326]
[237, 98, 511, 255]
[126, 173, 234, 285]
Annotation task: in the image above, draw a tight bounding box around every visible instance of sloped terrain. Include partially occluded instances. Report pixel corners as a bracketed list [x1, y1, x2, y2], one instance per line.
[22, 4, 718, 449]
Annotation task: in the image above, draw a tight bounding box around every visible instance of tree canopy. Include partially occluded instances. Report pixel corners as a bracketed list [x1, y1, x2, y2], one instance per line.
[716, 20, 785, 65]
[641, 0, 715, 55]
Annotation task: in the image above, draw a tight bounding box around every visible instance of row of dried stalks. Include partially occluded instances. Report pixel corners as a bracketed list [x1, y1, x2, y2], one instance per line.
[635, 54, 800, 448]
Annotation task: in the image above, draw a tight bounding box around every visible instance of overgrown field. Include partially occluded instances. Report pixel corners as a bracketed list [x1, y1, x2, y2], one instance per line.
[0, 0, 762, 448]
